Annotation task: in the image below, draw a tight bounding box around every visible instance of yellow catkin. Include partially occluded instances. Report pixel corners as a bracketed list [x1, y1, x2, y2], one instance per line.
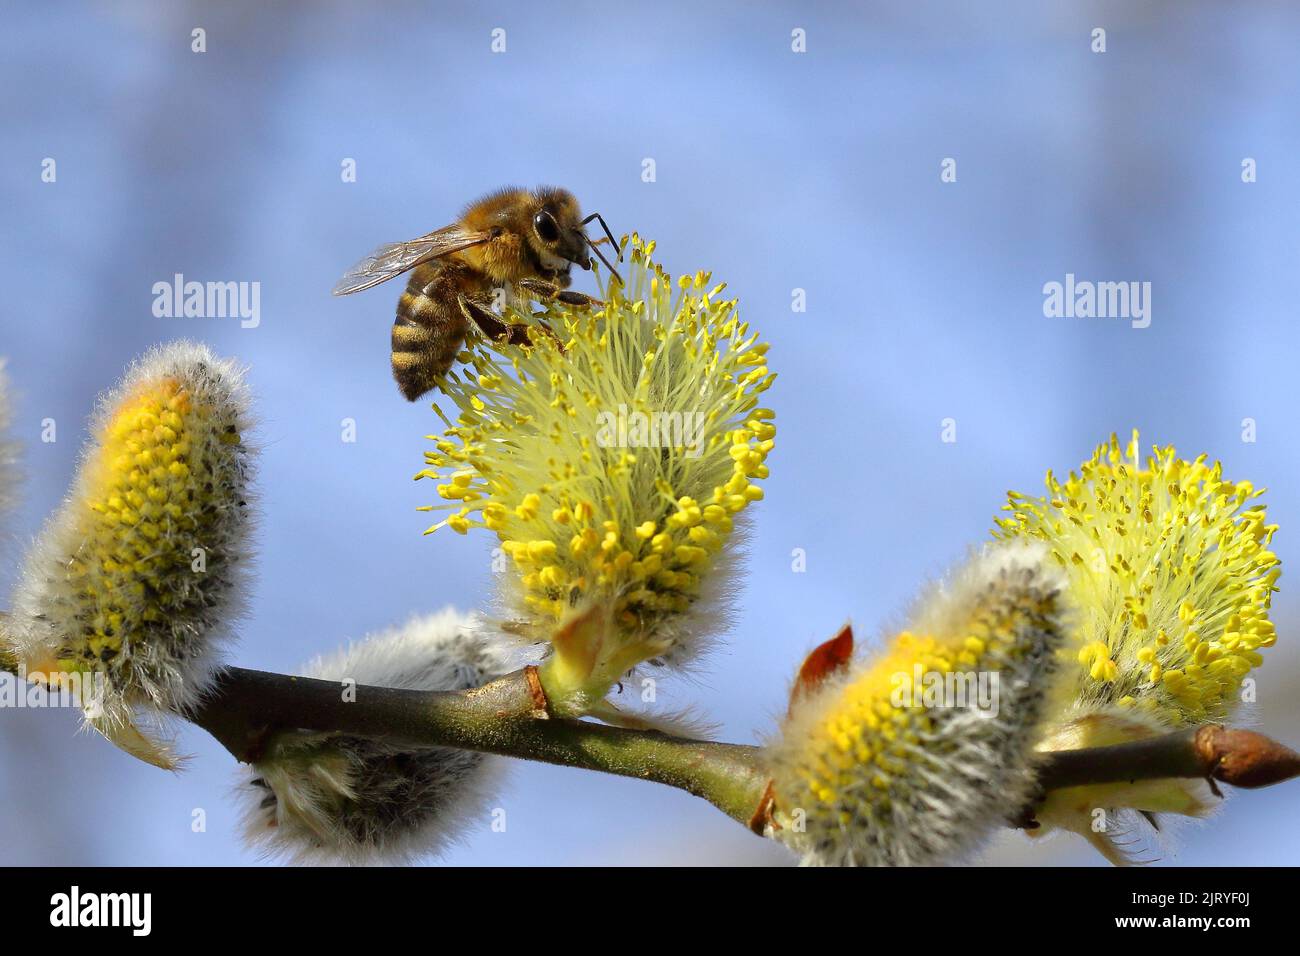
[5, 343, 253, 768]
[417, 237, 775, 706]
[769, 544, 1068, 866]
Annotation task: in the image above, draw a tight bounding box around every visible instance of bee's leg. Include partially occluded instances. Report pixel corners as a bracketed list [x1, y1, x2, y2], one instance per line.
[517, 278, 603, 308]
[458, 296, 529, 344]
[458, 295, 564, 351]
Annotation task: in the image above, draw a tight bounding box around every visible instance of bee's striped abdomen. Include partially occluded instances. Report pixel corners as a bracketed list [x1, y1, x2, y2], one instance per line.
[390, 264, 472, 402]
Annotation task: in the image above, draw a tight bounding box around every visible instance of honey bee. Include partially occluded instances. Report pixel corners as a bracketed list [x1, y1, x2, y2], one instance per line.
[333, 186, 621, 401]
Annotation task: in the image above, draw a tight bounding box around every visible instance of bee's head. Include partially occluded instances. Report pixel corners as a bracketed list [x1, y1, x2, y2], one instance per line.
[528, 188, 591, 278]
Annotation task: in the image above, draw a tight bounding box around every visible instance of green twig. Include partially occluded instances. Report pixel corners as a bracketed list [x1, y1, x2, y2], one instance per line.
[190, 665, 772, 827]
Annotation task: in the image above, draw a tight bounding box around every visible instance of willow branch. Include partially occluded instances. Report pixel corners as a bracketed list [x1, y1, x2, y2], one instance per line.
[1036, 724, 1300, 792]
[190, 665, 772, 828]
[4, 653, 1299, 832]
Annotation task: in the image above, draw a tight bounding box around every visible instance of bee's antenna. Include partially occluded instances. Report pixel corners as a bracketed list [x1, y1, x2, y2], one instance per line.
[580, 212, 623, 285]
[585, 235, 623, 286]
[582, 212, 621, 257]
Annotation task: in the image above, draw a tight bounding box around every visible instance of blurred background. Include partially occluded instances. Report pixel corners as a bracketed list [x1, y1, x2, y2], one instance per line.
[2, 0, 1298, 866]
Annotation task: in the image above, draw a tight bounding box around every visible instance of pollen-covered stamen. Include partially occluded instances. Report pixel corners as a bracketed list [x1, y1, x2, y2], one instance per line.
[994, 430, 1280, 725]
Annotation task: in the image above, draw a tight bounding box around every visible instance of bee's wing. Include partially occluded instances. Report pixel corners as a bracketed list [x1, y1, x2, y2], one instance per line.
[332, 225, 493, 296]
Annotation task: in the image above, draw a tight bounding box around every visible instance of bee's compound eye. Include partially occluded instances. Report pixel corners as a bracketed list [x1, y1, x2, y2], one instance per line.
[533, 211, 560, 243]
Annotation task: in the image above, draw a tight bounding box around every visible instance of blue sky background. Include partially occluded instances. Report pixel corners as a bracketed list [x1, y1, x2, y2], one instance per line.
[2, 0, 1299, 865]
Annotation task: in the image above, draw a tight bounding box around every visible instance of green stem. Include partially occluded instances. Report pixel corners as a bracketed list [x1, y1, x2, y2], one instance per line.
[190, 665, 771, 827]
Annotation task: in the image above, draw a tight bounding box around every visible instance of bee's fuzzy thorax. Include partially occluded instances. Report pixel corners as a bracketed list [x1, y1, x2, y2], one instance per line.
[3, 341, 256, 768]
[238, 608, 513, 866]
[458, 186, 582, 284]
[472, 230, 528, 284]
[766, 541, 1070, 866]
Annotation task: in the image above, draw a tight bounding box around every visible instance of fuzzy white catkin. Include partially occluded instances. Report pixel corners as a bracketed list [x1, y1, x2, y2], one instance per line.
[239, 608, 514, 866]
[4, 341, 255, 768]
[768, 541, 1071, 866]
